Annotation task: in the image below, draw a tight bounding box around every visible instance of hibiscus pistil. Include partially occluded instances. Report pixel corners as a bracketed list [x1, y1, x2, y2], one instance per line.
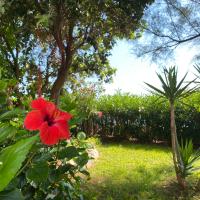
[44, 115, 54, 126]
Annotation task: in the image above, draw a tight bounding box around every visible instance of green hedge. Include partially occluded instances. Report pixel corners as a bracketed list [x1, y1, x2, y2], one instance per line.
[80, 92, 200, 144]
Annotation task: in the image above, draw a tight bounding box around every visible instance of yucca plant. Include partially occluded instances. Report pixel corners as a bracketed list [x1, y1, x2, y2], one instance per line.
[194, 64, 200, 78]
[145, 66, 196, 189]
[179, 139, 200, 178]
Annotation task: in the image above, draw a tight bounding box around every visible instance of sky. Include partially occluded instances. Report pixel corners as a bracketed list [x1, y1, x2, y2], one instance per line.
[104, 40, 197, 95]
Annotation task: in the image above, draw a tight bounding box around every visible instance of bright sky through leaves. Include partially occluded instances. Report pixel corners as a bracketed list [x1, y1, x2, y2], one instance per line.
[105, 40, 197, 95]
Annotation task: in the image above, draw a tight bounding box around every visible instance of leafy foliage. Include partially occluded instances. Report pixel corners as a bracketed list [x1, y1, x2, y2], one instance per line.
[0, 125, 17, 144]
[0, 188, 24, 200]
[0, 103, 91, 199]
[0, 79, 38, 192]
[0, 0, 154, 99]
[19, 137, 90, 200]
[0, 79, 91, 199]
[0, 135, 38, 191]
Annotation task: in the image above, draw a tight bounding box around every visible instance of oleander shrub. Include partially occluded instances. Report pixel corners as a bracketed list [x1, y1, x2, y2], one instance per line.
[77, 92, 200, 144]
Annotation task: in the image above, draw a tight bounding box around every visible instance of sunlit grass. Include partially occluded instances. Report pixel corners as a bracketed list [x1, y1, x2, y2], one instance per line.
[83, 142, 200, 200]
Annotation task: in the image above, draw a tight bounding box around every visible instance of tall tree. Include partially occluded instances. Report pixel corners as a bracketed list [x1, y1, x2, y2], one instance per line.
[0, 0, 154, 102]
[32, 0, 154, 103]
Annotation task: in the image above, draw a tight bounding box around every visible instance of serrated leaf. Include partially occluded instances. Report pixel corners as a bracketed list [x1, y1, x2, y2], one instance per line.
[0, 188, 24, 200]
[26, 161, 49, 184]
[0, 109, 26, 121]
[0, 125, 17, 143]
[75, 152, 89, 167]
[59, 146, 79, 160]
[0, 135, 38, 191]
[48, 169, 61, 183]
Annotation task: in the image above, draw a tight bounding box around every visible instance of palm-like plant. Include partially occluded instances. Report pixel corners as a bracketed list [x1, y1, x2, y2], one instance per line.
[145, 66, 196, 189]
[194, 64, 200, 78]
[179, 139, 200, 178]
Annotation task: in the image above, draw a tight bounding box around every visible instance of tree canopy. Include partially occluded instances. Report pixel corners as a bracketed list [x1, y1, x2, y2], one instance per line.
[0, 0, 154, 102]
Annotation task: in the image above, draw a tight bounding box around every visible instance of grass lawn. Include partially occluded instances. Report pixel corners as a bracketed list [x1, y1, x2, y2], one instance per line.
[83, 141, 200, 200]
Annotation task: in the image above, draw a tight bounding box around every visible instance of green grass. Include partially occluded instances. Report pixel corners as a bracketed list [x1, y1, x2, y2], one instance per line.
[83, 142, 200, 200]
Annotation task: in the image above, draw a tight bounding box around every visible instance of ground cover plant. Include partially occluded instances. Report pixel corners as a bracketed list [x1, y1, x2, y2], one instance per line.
[83, 141, 200, 200]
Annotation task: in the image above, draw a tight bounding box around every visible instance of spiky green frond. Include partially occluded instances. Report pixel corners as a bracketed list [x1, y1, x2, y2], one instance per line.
[145, 66, 196, 103]
[179, 139, 200, 178]
[194, 64, 200, 77]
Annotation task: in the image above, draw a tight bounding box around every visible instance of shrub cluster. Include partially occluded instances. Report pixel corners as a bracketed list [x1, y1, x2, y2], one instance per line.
[80, 92, 200, 144]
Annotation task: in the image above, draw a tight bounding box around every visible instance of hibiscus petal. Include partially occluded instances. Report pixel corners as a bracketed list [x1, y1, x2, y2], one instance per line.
[24, 110, 44, 130]
[46, 101, 56, 118]
[54, 121, 70, 139]
[31, 97, 56, 118]
[54, 109, 72, 122]
[31, 97, 48, 110]
[39, 122, 60, 145]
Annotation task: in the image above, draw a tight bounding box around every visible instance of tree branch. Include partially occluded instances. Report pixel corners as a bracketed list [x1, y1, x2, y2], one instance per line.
[167, 0, 200, 34]
[145, 26, 200, 45]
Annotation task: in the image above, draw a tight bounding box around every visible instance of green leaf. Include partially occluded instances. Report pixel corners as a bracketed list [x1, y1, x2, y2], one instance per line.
[0, 80, 7, 91]
[144, 82, 165, 96]
[80, 169, 90, 176]
[0, 188, 24, 200]
[59, 146, 79, 160]
[26, 161, 49, 184]
[0, 109, 26, 121]
[75, 152, 89, 167]
[0, 125, 17, 144]
[0, 135, 38, 191]
[0, 92, 7, 105]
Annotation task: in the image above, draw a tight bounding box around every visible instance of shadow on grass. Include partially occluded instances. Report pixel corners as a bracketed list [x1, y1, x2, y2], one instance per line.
[155, 179, 200, 200]
[83, 164, 200, 200]
[99, 141, 171, 153]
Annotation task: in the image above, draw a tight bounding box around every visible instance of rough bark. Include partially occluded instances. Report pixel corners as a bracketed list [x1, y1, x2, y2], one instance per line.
[50, 15, 74, 104]
[170, 102, 187, 189]
[50, 52, 72, 104]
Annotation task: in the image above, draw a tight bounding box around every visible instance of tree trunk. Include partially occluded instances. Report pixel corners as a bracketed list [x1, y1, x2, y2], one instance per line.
[50, 11, 74, 104]
[170, 102, 186, 189]
[50, 34, 73, 104]
[50, 56, 71, 104]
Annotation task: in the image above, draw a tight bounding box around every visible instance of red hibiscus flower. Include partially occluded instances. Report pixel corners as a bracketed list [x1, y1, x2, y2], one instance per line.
[97, 111, 103, 118]
[24, 97, 72, 145]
